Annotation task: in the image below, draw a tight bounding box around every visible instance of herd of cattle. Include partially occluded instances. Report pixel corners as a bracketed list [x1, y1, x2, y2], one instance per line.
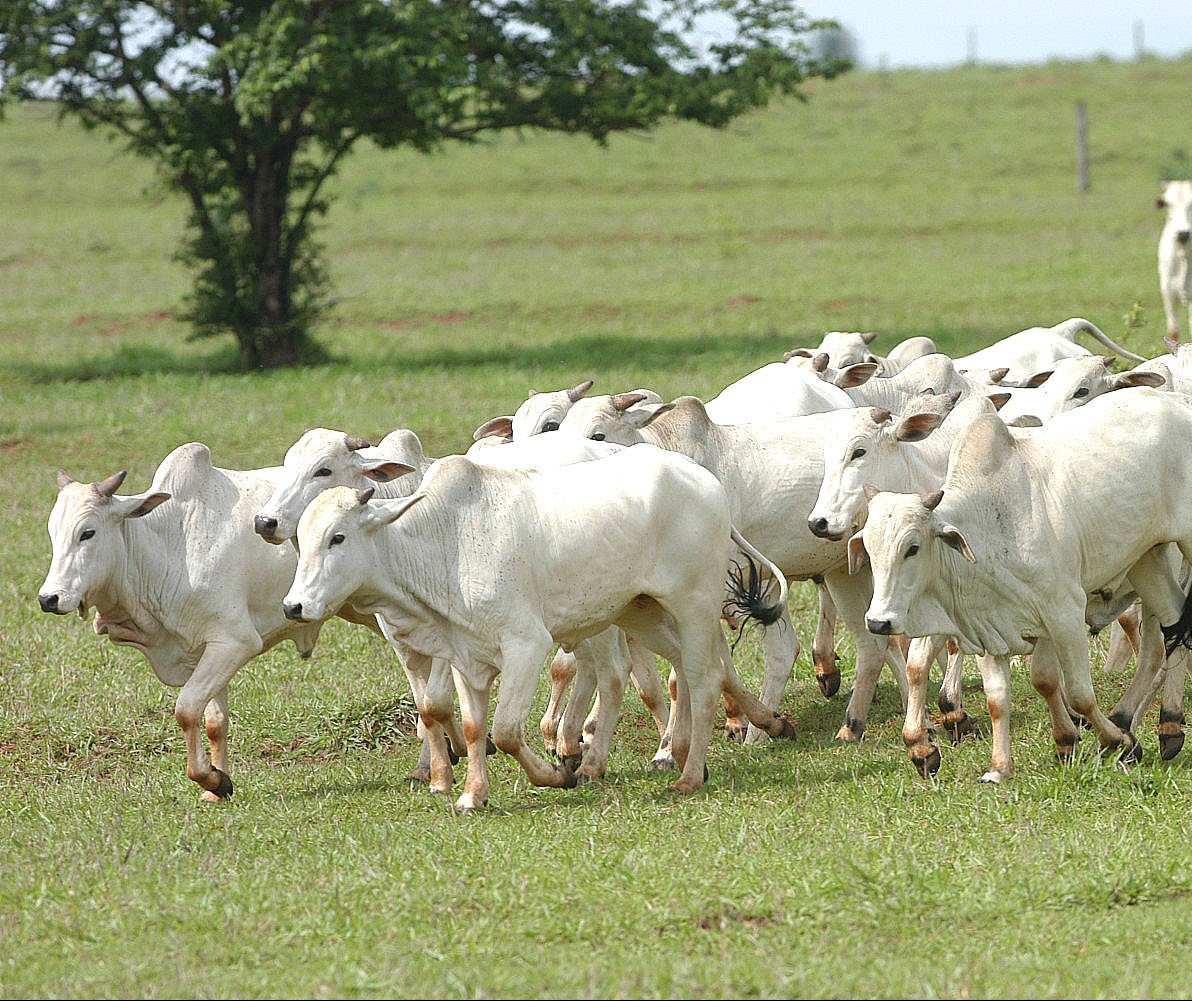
[36, 304, 1192, 810]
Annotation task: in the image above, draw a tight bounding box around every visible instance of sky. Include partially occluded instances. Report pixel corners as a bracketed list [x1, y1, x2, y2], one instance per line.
[796, 0, 1192, 69]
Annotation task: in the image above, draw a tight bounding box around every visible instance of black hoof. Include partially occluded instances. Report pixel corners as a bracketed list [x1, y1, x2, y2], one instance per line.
[1161, 732, 1185, 761]
[561, 768, 579, 790]
[817, 671, 841, 699]
[486, 738, 498, 756]
[209, 769, 233, 800]
[1106, 732, 1143, 766]
[560, 752, 583, 773]
[911, 744, 941, 778]
[1108, 708, 1132, 732]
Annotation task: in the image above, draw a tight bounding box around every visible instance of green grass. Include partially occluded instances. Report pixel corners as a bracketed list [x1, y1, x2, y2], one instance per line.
[3, 56, 1192, 999]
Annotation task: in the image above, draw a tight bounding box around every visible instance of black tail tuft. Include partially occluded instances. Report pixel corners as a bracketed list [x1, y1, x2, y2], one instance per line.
[723, 553, 785, 639]
[1161, 587, 1192, 658]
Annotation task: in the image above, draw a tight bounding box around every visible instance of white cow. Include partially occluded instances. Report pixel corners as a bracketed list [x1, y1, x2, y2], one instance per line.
[38, 445, 330, 802]
[471, 379, 595, 443]
[840, 353, 978, 412]
[282, 445, 795, 811]
[703, 359, 856, 424]
[806, 331, 938, 375]
[984, 355, 1167, 424]
[559, 393, 911, 742]
[1137, 336, 1192, 398]
[849, 390, 1192, 783]
[953, 317, 1147, 386]
[1157, 180, 1192, 339]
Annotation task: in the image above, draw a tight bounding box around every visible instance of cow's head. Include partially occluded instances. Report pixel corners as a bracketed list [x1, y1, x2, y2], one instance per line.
[813, 330, 879, 369]
[283, 486, 422, 623]
[38, 470, 170, 615]
[849, 487, 974, 638]
[508, 379, 595, 439]
[254, 429, 415, 544]
[1158, 180, 1192, 246]
[1021, 355, 1167, 420]
[808, 404, 949, 541]
[557, 391, 672, 445]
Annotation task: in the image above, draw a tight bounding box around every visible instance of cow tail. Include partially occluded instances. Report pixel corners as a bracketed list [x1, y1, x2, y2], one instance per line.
[723, 527, 788, 637]
[1161, 586, 1192, 658]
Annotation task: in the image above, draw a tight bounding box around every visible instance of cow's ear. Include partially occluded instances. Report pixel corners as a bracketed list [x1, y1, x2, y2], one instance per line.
[474, 416, 513, 442]
[1023, 369, 1053, 388]
[834, 362, 878, 388]
[370, 493, 424, 527]
[894, 412, 945, 442]
[1157, 196, 1169, 209]
[1112, 370, 1167, 392]
[114, 491, 171, 520]
[362, 460, 416, 483]
[636, 401, 676, 428]
[846, 533, 869, 575]
[937, 524, 976, 563]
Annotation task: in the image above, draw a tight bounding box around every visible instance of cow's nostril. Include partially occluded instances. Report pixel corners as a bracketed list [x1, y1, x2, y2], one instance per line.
[254, 514, 279, 537]
[808, 517, 829, 538]
[38, 593, 60, 613]
[866, 616, 893, 635]
[283, 601, 304, 621]
[1178, 230, 1191, 245]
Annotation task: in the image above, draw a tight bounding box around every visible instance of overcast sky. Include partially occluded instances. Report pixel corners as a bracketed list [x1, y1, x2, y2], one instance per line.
[798, 0, 1192, 69]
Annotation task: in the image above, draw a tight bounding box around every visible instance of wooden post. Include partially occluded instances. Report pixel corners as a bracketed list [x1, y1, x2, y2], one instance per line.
[1076, 101, 1089, 192]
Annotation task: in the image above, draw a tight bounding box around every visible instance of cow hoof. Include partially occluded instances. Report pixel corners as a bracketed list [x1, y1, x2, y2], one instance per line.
[406, 766, 432, 785]
[723, 720, 748, 743]
[442, 739, 461, 766]
[817, 671, 841, 699]
[648, 754, 677, 773]
[204, 769, 233, 800]
[775, 715, 798, 740]
[560, 752, 583, 774]
[1119, 734, 1144, 766]
[454, 795, 487, 813]
[945, 711, 975, 746]
[979, 769, 1005, 784]
[910, 744, 941, 778]
[560, 767, 579, 790]
[1108, 708, 1132, 732]
[1160, 732, 1185, 761]
[200, 789, 228, 804]
[835, 718, 864, 743]
[485, 738, 498, 757]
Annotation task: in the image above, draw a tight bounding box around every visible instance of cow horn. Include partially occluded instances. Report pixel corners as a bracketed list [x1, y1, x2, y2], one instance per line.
[567, 379, 595, 403]
[861, 331, 878, 344]
[921, 489, 944, 510]
[989, 367, 1010, 384]
[56, 469, 75, 491]
[344, 435, 372, 452]
[812, 353, 830, 372]
[862, 483, 881, 501]
[612, 392, 648, 412]
[1101, 355, 1116, 369]
[869, 407, 892, 425]
[94, 470, 127, 498]
[356, 486, 376, 505]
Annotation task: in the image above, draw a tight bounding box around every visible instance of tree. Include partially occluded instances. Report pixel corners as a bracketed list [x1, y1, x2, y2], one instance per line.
[0, 2, 847, 370]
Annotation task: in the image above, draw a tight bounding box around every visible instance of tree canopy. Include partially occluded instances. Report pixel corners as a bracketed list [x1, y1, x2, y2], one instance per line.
[0, 1, 847, 369]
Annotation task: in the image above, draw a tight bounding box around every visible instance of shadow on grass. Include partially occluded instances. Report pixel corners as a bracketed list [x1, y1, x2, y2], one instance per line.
[5, 325, 1001, 384]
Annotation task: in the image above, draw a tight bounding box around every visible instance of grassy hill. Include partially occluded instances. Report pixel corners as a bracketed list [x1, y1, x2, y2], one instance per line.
[3, 55, 1192, 999]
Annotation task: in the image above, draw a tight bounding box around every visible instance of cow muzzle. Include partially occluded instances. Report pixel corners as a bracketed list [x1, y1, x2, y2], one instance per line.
[866, 616, 894, 635]
[38, 592, 63, 614]
[807, 516, 845, 541]
[282, 600, 308, 622]
[254, 514, 282, 542]
[1178, 230, 1191, 245]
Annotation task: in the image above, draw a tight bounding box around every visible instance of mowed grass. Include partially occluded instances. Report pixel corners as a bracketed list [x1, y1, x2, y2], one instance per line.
[3, 56, 1192, 999]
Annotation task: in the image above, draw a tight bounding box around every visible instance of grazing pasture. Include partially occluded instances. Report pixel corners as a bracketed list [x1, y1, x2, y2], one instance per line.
[3, 57, 1192, 998]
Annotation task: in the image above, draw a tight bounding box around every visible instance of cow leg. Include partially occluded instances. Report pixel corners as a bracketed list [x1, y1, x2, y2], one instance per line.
[668, 621, 726, 794]
[1049, 616, 1138, 763]
[902, 635, 942, 778]
[1108, 608, 1165, 735]
[203, 686, 230, 784]
[575, 632, 631, 783]
[975, 653, 1014, 784]
[1158, 647, 1188, 760]
[812, 581, 841, 698]
[745, 602, 800, 745]
[399, 650, 456, 794]
[540, 648, 576, 756]
[557, 637, 604, 768]
[938, 638, 974, 744]
[825, 570, 891, 741]
[488, 638, 579, 797]
[1028, 638, 1081, 763]
[716, 631, 798, 741]
[452, 668, 494, 812]
[175, 637, 261, 801]
[1104, 600, 1141, 672]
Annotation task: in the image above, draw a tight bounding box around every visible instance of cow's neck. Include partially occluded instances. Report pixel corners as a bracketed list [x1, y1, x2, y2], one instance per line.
[90, 519, 169, 649]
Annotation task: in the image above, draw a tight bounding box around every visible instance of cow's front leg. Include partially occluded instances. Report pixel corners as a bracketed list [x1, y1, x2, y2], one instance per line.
[1052, 617, 1140, 764]
[902, 636, 940, 777]
[176, 637, 261, 801]
[812, 581, 840, 698]
[1029, 638, 1080, 763]
[975, 653, 1014, 783]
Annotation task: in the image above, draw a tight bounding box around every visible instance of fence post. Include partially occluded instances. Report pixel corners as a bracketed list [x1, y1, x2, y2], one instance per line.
[1076, 101, 1090, 192]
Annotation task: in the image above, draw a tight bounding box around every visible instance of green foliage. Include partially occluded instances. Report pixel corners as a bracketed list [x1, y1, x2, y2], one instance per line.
[0, 1, 842, 369]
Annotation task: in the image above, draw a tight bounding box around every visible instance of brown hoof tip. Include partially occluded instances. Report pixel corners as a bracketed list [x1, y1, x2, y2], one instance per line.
[912, 746, 941, 778]
[776, 716, 798, 740]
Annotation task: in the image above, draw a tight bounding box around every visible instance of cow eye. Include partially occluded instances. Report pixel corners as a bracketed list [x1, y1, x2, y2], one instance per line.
[851, 447, 867, 461]
[1073, 387, 1089, 399]
[904, 543, 919, 559]
[591, 432, 606, 442]
[314, 467, 333, 477]
[329, 533, 345, 547]
[542, 421, 560, 433]
[79, 528, 95, 542]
